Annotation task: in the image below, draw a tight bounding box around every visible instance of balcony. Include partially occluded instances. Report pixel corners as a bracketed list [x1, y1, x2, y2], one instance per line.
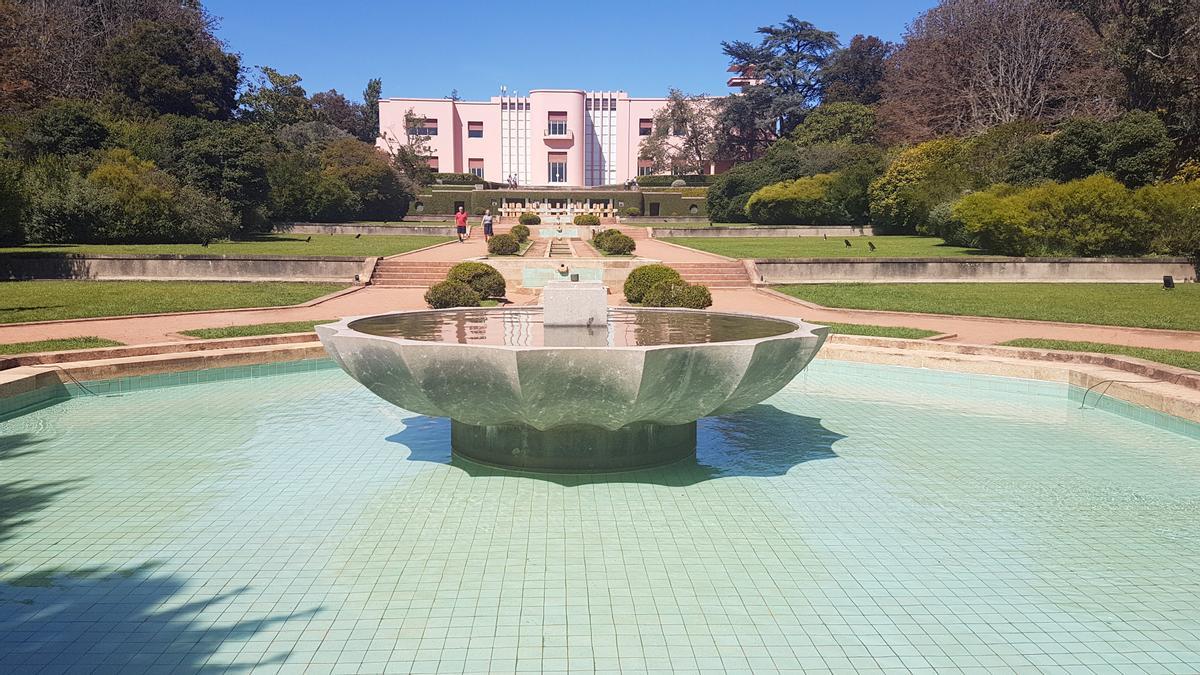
[543, 128, 574, 141]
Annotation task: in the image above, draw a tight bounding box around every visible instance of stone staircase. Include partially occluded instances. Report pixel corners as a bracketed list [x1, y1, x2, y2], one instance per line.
[548, 240, 573, 257]
[370, 260, 455, 287]
[669, 261, 753, 288]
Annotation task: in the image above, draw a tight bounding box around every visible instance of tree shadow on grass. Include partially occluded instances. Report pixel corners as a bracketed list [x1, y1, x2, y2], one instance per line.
[386, 404, 845, 487]
[0, 434, 322, 672]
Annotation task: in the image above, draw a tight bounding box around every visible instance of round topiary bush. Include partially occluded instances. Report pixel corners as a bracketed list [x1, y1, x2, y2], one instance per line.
[598, 232, 635, 255]
[643, 281, 713, 309]
[424, 280, 481, 309]
[573, 213, 601, 227]
[447, 261, 506, 298]
[518, 212, 541, 226]
[592, 228, 619, 248]
[671, 179, 687, 187]
[510, 223, 530, 242]
[622, 207, 641, 217]
[623, 264, 683, 303]
[487, 232, 519, 255]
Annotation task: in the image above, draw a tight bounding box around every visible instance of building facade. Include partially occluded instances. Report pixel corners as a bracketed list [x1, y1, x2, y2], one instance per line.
[377, 89, 694, 188]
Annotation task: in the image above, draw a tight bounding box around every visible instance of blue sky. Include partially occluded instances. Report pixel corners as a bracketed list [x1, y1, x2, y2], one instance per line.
[205, 0, 935, 101]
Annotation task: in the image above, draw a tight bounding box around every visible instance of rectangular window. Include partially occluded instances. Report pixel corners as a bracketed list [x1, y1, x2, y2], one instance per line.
[639, 118, 653, 136]
[637, 158, 654, 176]
[468, 158, 484, 178]
[548, 112, 567, 136]
[426, 156, 439, 171]
[408, 118, 438, 136]
[468, 121, 483, 138]
[548, 152, 567, 183]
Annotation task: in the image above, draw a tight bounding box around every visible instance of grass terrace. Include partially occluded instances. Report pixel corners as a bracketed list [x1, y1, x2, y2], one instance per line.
[664, 235, 983, 258]
[0, 281, 346, 324]
[179, 320, 330, 339]
[1000, 338, 1200, 371]
[777, 283, 1200, 331]
[0, 233, 453, 258]
[0, 336, 124, 354]
[825, 323, 941, 339]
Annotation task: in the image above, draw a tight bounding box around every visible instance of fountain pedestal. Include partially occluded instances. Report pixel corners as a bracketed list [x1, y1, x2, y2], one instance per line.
[451, 421, 697, 472]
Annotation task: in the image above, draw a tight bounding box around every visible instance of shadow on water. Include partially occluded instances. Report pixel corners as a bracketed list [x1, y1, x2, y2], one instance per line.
[386, 404, 845, 486]
[0, 434, 321, 672]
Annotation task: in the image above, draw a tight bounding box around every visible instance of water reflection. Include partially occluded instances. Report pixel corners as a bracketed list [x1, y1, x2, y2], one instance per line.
[350, 308, 796, 347]
[386, 405, 844, 486]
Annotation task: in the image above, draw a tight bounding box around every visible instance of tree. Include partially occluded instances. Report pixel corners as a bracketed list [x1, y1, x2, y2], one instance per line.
[868, 137, 974, 233]
[361, 78, 382, 143]
[638, 89, 721, 174]
[880, 0, 1119, 142]
[19, 100, 110, 157]
[790, 102, 877, 146]
[320, 138, 413, 220]
[1060, 0, 1200, 164]
[714, 88, 777, 162]
[379, 108, 433, 186]
[239, 67, 314, 131]
[721, 16, 840, 136]
[820, 35, 894, 105]
[101, 20, 240, 120]
[310, 89, 365, 138]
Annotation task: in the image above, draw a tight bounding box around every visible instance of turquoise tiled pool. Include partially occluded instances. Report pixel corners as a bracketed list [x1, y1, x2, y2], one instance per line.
[2, 360, 1199, 674]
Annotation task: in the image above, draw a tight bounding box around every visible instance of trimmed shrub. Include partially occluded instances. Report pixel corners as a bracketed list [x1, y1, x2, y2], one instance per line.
[621, 206, 640, 217]
[487, 232, 519, 255]
[790, 102, 877, 147]
[518, 212, 541, 225]
[635, 174, 715, 187]
[623, 264, 683, 303]
[424, 280, 481, 308]
[0, 159, 25, 244]
[951, 175, 1153, 257]
[592, 228, 620, 247]
[595, 232, 635, 255]
[745, 173, 846, 225]
[447, 261, 506, 298]
[919, 201, 978, 248]
[1137, 180, 1200, 258]
[510, 223, 530, 242]
[670, 179, 687, 187]
[868, 137, 972, 234]
[573, 213, 601, 227]
[432, 172, 483, 185]
[643, 281, 713, 309]
[1103, 111, 1172, 188]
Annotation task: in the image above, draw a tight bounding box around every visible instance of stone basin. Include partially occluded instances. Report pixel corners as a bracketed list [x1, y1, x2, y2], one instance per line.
[317, 307, 827, 471]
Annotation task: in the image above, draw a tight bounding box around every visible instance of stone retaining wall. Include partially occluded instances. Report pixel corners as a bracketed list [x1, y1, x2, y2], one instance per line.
[654, 225, 875, 238]
[277, 222, 456, 236]
[0, 254, 372, 283]
[751, 257, 1196, 284]
[475, 256, 658, 289]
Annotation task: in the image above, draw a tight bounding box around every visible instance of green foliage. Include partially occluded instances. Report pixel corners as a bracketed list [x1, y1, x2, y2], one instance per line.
[320, 138, 412, 220]
[820, 35, 894, 105]
[622, 207, 641, 217]
[642, 281, 713, 309]
[1104, 111, 1172, 188]
[790, 102, 876, 146]
[361, 78, 382, 143]
[746, 173, 847, 225]
[238, 67, 314, 131]
[0, 158, 24, 243]
[265, 137, 411, 223]
[1136, 180, 1200, 257]
[707, 139, 804, 222]
[487, 233, 519, 255]
[623, 264, 683, 303]
[101, 20, 239, 120]
[633, 175, 716, 187]
[951, 175, 1154, 256]
[447, 261, 506, 298]
[593, 229, 635, 255]
[432, 172, 484, 185]
[510, 224, 530, 242]
[573, 214, 601, 227]
[1048, 118, 1107, 182]
[868, 137, 972, 233]
[20, 100, 110, 157]
[424, 280, 482, 308]
[518, 212, 541, 225]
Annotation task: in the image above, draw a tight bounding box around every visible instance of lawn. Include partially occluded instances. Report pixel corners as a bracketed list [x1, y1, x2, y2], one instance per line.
[825, 323, 941, 339]
[0, 336, 123, 355]
[0, 233, 452, 258]
[0, 281, 346, 323]
[776, 283, 1200, 331]
[663, 236, 982, 258]
[1000, 338, 1200, 372]
[180, 320, 331, 339]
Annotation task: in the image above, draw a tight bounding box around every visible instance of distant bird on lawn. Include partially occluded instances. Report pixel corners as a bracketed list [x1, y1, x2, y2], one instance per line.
[868, 241, 876, 252]
[201, 240, 209, 248]
[822, 233, 827, 240]
[844, 239, 852, 247]
[355, 233, 362, 238]
[305, 236, 312, 242]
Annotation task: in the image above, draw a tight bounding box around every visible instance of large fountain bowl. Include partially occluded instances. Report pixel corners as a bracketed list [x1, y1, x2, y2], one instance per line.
[318, 307, 827, 471]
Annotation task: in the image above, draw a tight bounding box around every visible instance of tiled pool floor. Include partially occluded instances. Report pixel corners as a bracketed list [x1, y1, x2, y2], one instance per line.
[1, 361, 1199, 674]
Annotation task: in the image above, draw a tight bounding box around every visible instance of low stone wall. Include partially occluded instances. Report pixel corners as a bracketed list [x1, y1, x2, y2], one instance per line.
[475, 256, 658, 289]
[751, 257, 1196, 284]
[654, 225, 874, 238]
[0, 254, 372, 282]
[276, 222, 455, 236]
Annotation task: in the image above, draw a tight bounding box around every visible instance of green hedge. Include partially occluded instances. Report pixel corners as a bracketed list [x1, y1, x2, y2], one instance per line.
[643, 281, 713, 309]
[432, 172, 483, 185]
[487, 233, 519, 255]
[624, 264, 682, 303]
[447, 261, 505, 298]
[636, 175, 717, 187]
[424, 280, 480, 308]
[745, 173, 848, 225]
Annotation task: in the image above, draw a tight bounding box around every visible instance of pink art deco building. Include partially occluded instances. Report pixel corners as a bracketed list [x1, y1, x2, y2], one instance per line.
[377, 89, 698, 188]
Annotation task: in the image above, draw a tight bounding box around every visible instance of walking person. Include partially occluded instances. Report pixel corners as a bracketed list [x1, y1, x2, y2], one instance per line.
[481, 209, 494, 242]
[454, 206, 468, 243]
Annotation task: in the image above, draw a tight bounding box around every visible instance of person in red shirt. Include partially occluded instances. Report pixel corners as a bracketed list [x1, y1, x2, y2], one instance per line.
[454, 207, 468, 242]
